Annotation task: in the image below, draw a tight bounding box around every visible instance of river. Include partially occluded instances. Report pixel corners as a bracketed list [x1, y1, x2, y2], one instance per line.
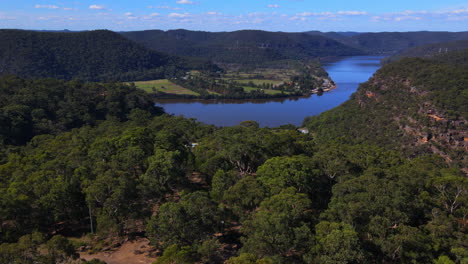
[155, 56, 384, 127]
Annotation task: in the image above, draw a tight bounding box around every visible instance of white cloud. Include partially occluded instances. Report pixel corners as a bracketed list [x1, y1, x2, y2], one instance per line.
[446, 15, 468, 21]
[0, 15, 16, 20]
[296, 11, 334, 17]
[337, 11, 367, 15]
[148, 5, 182, 10]
[89, 5, 105, 10]
[168, 12, 190, 18]
[207, 11, 221, 15]
[35, 5, 59, 9]
[176, 0, 194, 4]
[142, 13, 160, 20]
[395, 10, 428, 15]
[123, 12, 138, 19]
[394, 16, 422, 21]
[267, 4, 280, 8]
[446, 9, 468, 14]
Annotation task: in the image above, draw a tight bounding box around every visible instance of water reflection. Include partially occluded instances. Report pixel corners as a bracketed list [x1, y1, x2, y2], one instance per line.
[155, 96, 308, 105]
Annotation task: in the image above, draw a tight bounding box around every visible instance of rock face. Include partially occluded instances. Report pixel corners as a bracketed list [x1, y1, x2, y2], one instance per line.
[304, 53, 467, 171]
[359, 77, 467, 170]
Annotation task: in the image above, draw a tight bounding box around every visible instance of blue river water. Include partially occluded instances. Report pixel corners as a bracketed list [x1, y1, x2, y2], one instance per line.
[155, 56, 384, 127]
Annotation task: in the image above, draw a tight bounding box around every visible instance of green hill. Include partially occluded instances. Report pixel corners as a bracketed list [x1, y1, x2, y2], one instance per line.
[343, 31, 468, 54]
[121, 29, 364, 65]
[0, 29, 217, 81]
[383, 39, 468, 63]
[304, 49, 468, 169]
[0, 75, 162, 145]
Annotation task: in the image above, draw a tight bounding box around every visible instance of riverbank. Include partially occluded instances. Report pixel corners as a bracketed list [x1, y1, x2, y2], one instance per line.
[155, 56, 384, 127]
[132, 61, 334, 100]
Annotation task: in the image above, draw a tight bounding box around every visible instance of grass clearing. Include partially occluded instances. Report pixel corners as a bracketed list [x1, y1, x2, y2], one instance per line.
[234, 79, 284, 86]
[130, 79, 199, 96]
[243, 86, 285, 95]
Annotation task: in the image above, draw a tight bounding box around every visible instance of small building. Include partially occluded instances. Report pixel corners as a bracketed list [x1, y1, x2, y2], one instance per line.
[297, 128, 309, 134]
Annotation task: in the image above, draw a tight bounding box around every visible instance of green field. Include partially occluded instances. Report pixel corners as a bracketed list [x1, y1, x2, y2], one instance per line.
[243, 86, 285, 95]
[234, 79, 284, 86]
[130, 79, 199, 96]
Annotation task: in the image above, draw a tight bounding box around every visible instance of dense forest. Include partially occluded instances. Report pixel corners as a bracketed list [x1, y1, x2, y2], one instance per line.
[0, 47, 466, 264]
[383, 39, 468, 63]
[120, 29, 364, 65]
[0, 76, 161, 145]
[326, 31, 468, 54]
[0, 30, 219, 82]
[122, 30, 468, 60]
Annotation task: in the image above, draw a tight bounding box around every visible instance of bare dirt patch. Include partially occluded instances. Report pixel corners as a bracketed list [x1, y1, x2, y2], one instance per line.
[80, 238, 157, 264]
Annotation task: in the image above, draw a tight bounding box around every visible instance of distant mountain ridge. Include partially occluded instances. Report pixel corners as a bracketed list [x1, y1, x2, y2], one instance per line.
[340, 31, 468, 54]
[383, 39, 468, 63]
[2, 28, 468, 82]
[120, 29, 364, 65]
[0, 29, 217, 81]
[121, 29, 468, 62]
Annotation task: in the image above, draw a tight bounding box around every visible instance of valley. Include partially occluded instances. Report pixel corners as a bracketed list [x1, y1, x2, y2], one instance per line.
[0, 23, 466, 264]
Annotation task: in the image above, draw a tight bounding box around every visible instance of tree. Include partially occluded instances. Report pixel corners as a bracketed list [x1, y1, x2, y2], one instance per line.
[154, 244, 194, 264]
[44, 235, 79, 264]
[241, 188, 313, 259]
[139, 148, 186, 199]
[223, 175, 267, 219]
[256, 155, 330, 208]
[84, 170, 138, 236]
[431, 169, 467, 215]
[147, 191, 218, 247]
[307, 221, 364, 264]
[226, 253, 274, 264]
[210, 170, 239, 202]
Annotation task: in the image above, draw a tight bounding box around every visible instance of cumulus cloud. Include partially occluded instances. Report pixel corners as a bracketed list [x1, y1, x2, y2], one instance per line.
[168, 12, 190, 18]
[448, 9, 468, 14]
[394, 16, 422, 21]
[207, 11, 221, 15]
[148, 5, 182, 10]
[337, 11, 367, 15]
[89, 5, 105, 10]
[371, 8, 468, 22]
[176, 0, 194, 4]
[35, 4, 75, 10]
[267, 4, 280, 8]
[0, 15, 16, 20]
[124, 12, 138, 19]
[296, 11, 366, 17]
[35, 5, 59, 9]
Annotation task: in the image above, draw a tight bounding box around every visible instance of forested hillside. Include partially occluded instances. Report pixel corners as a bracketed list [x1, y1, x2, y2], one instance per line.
[121, 29, 363, 65]
[0, 75, 161, 145]
[304, 49, 468, 170]
[0, 30, 218, 81]
[383, 39, 468, 63]
[341, 31, 468, 54]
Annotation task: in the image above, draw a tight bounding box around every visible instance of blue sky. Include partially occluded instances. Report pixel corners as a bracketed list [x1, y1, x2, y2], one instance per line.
[0, 0, 467, 32]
